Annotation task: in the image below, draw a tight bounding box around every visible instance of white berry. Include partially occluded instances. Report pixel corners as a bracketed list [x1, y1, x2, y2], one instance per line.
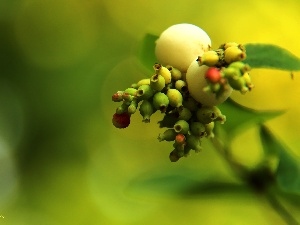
[155, 23, 211, 72]
[186, 61, 232, 106]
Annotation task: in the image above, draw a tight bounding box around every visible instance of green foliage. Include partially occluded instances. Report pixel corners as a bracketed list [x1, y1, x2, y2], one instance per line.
[138, 33, 158, 71]
[218, 99, 283, 140]
[244, 44, 300, 71]
[259, 125, 300, 195]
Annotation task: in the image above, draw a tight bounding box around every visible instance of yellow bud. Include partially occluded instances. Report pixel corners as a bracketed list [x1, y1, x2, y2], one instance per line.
[224, 46, 246, 64]
[154, 63, 172, 84]
[167, 88, 183, 108]
[166, 65, 182, 81]
[197, 50, 219, 66]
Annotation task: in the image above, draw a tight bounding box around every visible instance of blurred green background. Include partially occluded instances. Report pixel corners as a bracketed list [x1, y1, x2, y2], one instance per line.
[0, 0, 300, 224]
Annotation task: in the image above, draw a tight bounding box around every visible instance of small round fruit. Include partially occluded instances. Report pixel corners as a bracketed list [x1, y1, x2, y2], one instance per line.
[205, 67, 221, 83]
[112, 112, 130, 129]
[186, 62, 232, 106]
[155, 23, 211, 72]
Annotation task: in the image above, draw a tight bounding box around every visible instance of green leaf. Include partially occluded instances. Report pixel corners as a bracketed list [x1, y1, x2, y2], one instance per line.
[218, 98, 284, 140]
[244, 43, 300, 71]
[137, 33, 158, 71]
[259, 125, 300, 194]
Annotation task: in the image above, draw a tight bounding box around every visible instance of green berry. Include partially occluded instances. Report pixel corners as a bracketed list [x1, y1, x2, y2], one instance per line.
[178, 107, 192, 121]
[190, 122, 206, 137]
[153, 63, 172, 84]
[153, 92, 169, 112]
[166, 65, 182, 81]
[150, 74, 165, 91]
[116, 102, 129, 114]
[174, 120, 189, 134]
[139, 100, 155, 123]
[136, 84, 154, 100]
[158, 129, 177, 142]
[167, 88, 183, 108]
[196, 106, 226, 124]
[112, 91, 124, 102]
[128, 100, 138, 114]
[186, 134, 202, 152]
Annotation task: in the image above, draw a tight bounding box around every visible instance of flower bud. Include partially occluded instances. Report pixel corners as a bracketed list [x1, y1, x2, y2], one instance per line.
[178, 107, 192, 121]
[175, 80, 188, 93]
[220, 42, 239, 50]
[224, 46, 246, 64]
[153, 63, 172, 84]
[197, 50, 219, 67]
[174, 120, 189, 134]
[190, 122, 206, 137]
[112, 112, 131, 129]
[112, 91, 124, 102]
[153, 92, 169, 112]
[158, 129, 177, 142]
[197, 106, 226, 124]
[139, 100, 155, 123]
[136, 84, 154, 100]
[150, 74, 165, 91]
[205, 122, 215, 138]
[228, 76, 249, 94]
[167, 88, 183, 108]
[186, 134, 202, 152]
[116, 102, 129, 114]
[166, 65, 182, 81]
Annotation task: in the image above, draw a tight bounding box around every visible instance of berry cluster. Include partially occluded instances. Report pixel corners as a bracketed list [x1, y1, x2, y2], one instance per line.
[111, 24, 254, 162]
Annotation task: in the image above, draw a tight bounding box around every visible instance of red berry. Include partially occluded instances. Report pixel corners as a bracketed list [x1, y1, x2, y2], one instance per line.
[175, 134, 186, 145]
[205, 67, 221, 83]
[112, 112, 131, 129]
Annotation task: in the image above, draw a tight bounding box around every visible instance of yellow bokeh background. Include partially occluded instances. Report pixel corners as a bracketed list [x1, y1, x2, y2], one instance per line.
[0, 0, 300, 224]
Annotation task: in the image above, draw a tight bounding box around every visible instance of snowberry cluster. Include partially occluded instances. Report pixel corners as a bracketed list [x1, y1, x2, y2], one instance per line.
[111, 23, 254, 162]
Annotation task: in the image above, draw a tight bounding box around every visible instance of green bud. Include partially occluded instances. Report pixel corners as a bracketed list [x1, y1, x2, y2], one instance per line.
[220, 42, 239, 50]
[116, 102, 129, 114]
[154, 63, 172, 84]
[158, 129, 177, 142]
[228, 76, 249, 94]
[150, 74, 165, 91]
[205, 122, 215, 138]
[122, 93, 135, 102]
[136, 84, 154, 100]
[166, 65, 182, 81]
[128, 100, 138, 114]
[229, 61, 250, 73]
[153, 92, 169, 112]
[197, 50, 220, 67]
[186, 134, 202, 152]
[223, 67, 242, 79]
[139, 100, 155, 123]
[167, 89, 183, 108]
[136, 78, 150, 87]
[178, 107, 192, 121]
[174, 120, 189, 134]
[197, 106, 226, 124]
[190, 122, 206, 137]
[124, 88, 137, 96]
[224, 46, 246, 64]
[175, 80, 188, 93]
